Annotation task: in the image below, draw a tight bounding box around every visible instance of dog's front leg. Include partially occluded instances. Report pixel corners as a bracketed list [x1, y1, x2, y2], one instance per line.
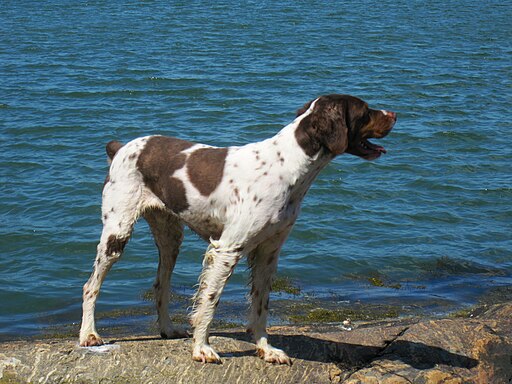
[190, 242, 242, 364]
[247, 230, 292, 365]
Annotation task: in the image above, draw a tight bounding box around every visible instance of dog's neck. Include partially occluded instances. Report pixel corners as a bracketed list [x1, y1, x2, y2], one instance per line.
[248, 116, 332, 209]
[273, 116, 332, 180]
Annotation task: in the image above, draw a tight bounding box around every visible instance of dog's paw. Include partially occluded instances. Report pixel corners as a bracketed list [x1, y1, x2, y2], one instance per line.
[192, 344, 222, 364]
[80, 333, 104, 347]
[257, 346, 292, 365]
[160, 326, 190, 339]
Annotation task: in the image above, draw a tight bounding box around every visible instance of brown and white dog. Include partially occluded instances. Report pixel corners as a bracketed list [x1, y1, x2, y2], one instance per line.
[79, 94, 396, 364]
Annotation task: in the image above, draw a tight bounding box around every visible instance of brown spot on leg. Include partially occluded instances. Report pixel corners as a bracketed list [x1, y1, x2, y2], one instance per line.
[106, 235, 128, 256]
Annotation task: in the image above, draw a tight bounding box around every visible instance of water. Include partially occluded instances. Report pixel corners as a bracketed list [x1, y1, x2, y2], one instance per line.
[1, 1, 511, 339]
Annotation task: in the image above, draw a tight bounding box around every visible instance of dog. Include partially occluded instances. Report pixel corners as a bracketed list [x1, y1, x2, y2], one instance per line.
[79, 94, 396, 365]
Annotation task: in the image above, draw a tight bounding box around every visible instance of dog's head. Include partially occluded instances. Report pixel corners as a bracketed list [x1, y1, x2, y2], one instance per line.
[295, 94, 396, 160]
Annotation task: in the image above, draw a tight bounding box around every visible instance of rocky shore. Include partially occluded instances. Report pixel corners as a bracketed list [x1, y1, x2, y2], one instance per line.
[1, 302, 511, 384]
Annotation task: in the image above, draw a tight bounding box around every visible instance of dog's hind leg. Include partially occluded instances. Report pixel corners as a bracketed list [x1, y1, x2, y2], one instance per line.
[144, 209, 188, 339]
[247, 229, 292, 365]
[79, 179, 142, 347]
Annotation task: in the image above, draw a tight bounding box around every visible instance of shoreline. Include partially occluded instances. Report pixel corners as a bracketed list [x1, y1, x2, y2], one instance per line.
[1, 301, 511, 383]
[2, 281, 512, 345]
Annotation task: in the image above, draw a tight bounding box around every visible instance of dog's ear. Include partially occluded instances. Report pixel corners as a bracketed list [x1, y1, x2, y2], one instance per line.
[318, 108, 348, 156]
[296, 100, 313, 117]
[296, 99, 348, 156]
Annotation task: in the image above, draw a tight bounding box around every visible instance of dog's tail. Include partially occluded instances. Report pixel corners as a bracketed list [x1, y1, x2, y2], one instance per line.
[106, 140, 124, 165]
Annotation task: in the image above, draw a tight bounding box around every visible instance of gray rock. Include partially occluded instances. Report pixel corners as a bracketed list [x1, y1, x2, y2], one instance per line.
[1, 303, 511, 383]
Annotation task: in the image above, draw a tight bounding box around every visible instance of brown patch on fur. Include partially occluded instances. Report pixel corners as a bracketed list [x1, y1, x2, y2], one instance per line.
[137, 136, 194, 213]
[106, 235, 128, 256]
[295, 95, 351, 156]
[296, 94, 394, 159]
[187, 147, 228, 196]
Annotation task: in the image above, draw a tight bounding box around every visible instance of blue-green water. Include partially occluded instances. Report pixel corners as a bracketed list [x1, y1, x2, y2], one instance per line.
[1, 1, 511, 338]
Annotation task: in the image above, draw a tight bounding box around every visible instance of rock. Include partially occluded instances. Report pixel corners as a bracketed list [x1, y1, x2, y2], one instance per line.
[1, 303, 512, 383]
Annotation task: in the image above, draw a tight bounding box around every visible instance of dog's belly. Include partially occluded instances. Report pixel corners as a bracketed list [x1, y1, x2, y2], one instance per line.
[185, 215, 224, 241]
[178, 200, 297, 250]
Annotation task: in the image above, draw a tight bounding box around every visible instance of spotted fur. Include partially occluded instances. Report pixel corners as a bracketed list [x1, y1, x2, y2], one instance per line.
[79, 94, 396, 365]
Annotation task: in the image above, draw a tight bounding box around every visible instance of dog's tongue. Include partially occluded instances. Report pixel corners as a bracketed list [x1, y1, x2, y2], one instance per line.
[367, 140, 386, 154]
[376, 145, 386, 154]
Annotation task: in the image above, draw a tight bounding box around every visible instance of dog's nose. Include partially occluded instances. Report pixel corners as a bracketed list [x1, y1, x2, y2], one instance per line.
[383, 110, 397, 122]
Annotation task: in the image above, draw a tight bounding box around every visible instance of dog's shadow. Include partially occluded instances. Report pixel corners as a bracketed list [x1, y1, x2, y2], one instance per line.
[212, 331, 478, 370]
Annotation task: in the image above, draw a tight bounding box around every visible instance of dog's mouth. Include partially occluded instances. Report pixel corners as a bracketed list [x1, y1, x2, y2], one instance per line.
[347, 110, 396, 161]
[357, 139, 387, 160]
